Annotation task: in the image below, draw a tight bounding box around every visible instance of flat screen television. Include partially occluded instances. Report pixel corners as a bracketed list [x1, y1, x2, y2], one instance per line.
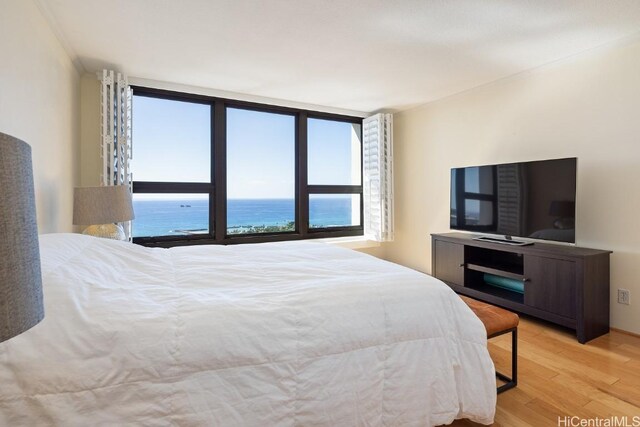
[450, 157, 577, 244]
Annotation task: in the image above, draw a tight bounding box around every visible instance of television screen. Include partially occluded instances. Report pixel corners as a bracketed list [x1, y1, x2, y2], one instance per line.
[450, 158, 577, 243]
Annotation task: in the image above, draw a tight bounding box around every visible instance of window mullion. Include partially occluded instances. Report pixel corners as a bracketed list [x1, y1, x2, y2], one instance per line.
[307, 185, 362, 194]
[298, 112, 309, 237]
[132, 182, 212, 193]
[213, 100, 226, 243]
[207, 102, 215, 239]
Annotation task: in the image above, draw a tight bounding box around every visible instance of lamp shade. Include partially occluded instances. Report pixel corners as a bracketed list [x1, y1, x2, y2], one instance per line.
[0, 132, 44, 343]
[73, 185, 135, 225]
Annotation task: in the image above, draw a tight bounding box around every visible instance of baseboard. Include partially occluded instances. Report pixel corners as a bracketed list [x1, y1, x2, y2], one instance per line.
[610, 327, 640, 339]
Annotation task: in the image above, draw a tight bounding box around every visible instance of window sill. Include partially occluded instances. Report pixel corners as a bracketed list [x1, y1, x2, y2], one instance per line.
[319, 236, 381, 250]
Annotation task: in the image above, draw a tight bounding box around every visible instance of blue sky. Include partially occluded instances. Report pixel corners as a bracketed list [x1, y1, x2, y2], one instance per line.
[132, 95, 359, 199]
[132, 97, 210, 183]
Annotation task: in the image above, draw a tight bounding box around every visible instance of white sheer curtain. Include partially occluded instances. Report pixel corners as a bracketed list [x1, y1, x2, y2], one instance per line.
[99, 69, 133, 240]
[363, 113, 394, 242]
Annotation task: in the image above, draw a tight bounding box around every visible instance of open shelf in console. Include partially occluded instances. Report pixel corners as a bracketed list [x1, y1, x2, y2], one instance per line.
[465, 245, 524, 276]
[464, 270, 525, 304]
[463, 280, 524, 304]
[464, 245, 525, 304]
[465, 263, 523, 281]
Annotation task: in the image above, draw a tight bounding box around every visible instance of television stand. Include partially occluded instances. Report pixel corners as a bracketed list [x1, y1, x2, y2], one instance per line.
[472, 235, 533, 246]
[432, 232, 612, 343]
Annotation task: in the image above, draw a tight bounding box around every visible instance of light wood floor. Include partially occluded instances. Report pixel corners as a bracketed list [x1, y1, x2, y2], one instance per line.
[450, 317, 640, 426]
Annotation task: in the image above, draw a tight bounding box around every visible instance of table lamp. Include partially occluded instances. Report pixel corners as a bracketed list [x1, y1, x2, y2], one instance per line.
[0, 132, 45, 343]
[73, 185, 135, 240]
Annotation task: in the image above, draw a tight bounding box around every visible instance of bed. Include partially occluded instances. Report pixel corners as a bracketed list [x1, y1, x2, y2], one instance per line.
[0, 233, 496, 426]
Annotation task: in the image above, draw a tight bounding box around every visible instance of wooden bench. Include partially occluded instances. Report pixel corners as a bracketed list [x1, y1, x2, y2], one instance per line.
[460, 295, 519, 393]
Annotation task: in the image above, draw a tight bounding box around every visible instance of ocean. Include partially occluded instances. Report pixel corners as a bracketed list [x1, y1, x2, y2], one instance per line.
[132, 198, 356, 237]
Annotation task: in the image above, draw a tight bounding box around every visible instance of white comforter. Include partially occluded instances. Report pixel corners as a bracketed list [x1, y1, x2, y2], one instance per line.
[0, 234, 496, 426]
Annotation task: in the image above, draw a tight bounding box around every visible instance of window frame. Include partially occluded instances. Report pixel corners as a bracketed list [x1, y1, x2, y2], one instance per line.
[130, 86, 364, 247]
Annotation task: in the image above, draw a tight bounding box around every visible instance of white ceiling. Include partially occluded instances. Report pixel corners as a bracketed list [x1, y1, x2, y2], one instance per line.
[37, 0, 640, 113]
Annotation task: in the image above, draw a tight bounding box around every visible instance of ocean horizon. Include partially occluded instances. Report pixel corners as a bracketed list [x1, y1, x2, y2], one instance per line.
[132, 197, 357, 237]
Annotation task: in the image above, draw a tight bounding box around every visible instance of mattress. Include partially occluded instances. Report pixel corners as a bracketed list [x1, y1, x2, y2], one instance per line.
[0, 233, 496, 426]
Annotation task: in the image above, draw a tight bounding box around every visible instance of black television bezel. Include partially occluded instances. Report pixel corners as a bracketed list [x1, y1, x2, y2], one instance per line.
[449, 157, 577, 244]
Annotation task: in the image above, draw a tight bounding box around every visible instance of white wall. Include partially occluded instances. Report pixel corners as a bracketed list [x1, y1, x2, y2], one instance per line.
[385, 36, 640, 334]
[0, 0, 80, 233]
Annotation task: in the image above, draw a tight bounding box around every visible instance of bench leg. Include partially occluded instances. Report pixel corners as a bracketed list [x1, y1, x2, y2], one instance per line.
[495, 328, 517, 394]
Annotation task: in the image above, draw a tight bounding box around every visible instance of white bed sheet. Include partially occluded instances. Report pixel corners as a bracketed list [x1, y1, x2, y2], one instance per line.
[0, 234, 496, 426]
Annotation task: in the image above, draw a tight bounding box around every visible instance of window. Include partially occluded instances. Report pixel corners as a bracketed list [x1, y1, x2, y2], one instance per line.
[308, 118, 361, 186]
[132, 96, 211, 183]
[226, 108, 296, 235]
[307, 118, 362, 230]
[133, 193, 209, 237]
[131, 87, 363, 246]
[309, 194, 361, 228]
